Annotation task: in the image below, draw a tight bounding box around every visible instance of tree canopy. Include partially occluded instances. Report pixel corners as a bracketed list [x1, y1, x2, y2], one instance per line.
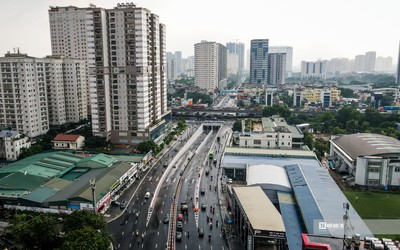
[262, 104, 291, 119]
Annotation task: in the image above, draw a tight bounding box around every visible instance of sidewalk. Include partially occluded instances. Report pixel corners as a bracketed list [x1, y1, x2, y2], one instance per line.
[216, 131, 244, 250]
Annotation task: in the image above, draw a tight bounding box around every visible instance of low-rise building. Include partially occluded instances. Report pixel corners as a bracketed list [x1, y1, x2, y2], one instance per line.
[330, 133, 400, 187]
[52, 134, 85, 150]
[238, 116, 303, 149]
[293, 87, 341, 107]
[0, 130, 31, 161]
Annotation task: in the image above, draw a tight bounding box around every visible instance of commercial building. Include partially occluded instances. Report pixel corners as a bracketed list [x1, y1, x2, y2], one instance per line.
[250, 39, 269, 85]
[237, 116, 304, 149]
[330, 133, 400, 187]
[265, 88, 275, 106]
[221, 147, 373, 249]
[0, 52, 87, 137]
[0, 151, 148, 212]
[49, 4, 170, 144]
[292, 87, 341, 108]
[231, 186, 286, 250]
[375, 56, 393, 73]
[301, 60, 328, 79]
[268, 53, 286, 85]
[0, 130, 31, 161]
[194, 40, 227, 92]
[269, 46, 293, 76]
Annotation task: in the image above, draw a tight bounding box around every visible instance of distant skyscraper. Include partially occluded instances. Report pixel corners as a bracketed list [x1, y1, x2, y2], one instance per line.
[354, 55, 366, 72]
[250, 39, 269, 84]
[327, 58, 350, 75]
[268, 53, 286, 85]
[175, 51, 182, 75]
[166, 52, 177, 82]
[364, 51, 376, 72]
[194, 41, 227, 92]
[49, 4, 169, 144]
[301, 60, 328, 79]
[397, 41, 400, 84]
[226, 42, 245, 77]
[375, 56, 393, 73]
[269, 46, 293, 75]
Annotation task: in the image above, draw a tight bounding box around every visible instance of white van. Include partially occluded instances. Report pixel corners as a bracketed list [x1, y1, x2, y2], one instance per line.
[145, 192, 151, 199]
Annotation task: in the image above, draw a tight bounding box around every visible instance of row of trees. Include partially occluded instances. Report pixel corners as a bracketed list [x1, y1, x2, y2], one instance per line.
[8, 210, 110, 250]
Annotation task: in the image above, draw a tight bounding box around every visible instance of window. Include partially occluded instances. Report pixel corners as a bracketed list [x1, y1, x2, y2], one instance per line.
[254, 140, 261, 145]
[367, 179, 379, 186]
[395, 167, 400, 173]
[368, 167, 379, 173]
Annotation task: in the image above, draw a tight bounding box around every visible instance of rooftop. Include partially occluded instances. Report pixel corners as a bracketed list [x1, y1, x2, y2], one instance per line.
[286, 163, 373, 238]
[332, 133, 400, 159]
[247, 164, 291, 190]
[224, 147, 316, 158]
[233, 186, 285, 233]
[53, 134, 82, 141]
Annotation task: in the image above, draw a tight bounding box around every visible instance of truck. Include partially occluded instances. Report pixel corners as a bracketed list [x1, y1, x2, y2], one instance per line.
[180, 202, 188, 214]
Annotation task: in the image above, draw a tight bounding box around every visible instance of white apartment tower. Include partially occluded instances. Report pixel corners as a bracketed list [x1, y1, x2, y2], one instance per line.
[0, 53, 87, 137]
[269, 46, 293, 75]
[49, 4, 169, 144]
[268, 53, 286, 85]
[194, 41, 227, 92]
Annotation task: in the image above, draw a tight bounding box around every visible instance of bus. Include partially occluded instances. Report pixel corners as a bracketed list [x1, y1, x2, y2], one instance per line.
[208, 150, 214, 159]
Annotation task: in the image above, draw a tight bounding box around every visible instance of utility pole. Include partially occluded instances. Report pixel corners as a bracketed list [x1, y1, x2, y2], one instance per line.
[342, 202, 350, 250]
[90, 178, 96, 213]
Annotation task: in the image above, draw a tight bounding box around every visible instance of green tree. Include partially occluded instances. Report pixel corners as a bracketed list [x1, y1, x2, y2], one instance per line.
[314, 138, 329, 160]
[346, 119, 359, 133]
[332, 126, 346, 135]
[177, 119, 186, 130]
[61, 226, 111, 250]
[85, 136, 108, 149]
[362, 108, 383, 127]
[63, 210, 108, 234]
[304, 132, 314, 150]
[338, 87, 357, 98]
[232, 120, 242, 132]
[262, 104, 291, 119]
[237, 100, 245, 108]
[337, 107, 360, 127]
[137, 140, 158, 154]
[10, 214, 61, 250]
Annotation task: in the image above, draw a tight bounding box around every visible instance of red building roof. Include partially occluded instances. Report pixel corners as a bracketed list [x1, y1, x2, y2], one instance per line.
[53, 134, 81, 141]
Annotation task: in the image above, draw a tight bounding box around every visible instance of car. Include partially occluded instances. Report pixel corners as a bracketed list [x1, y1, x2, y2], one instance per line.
[163, 214, 169, 224]
[201, 203, 206, 211]
[227, 178, 233, 184]
[111, 200, 120, 207]
[176, 231, 182, 241]
[176, 221, 183, 231]
[145, 192, 151, 199]
[163, 162, 168, 168]
[177, 213, 183, 221]
[198, 227, 204, 237]
[200, 189, 205, 195]
[119, 201, 126, 209]
[205, 170, 209, 176]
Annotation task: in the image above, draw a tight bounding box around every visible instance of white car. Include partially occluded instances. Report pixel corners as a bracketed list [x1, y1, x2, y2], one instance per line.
[227, 178, 233, 184]
[145, 192, 151, 199]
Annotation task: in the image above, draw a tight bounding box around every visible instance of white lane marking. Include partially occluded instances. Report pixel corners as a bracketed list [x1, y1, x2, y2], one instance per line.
[158, 231, 160, 235]
[149, 177, 152, 181]
[155, 243, 158, 248]
[122, 231, 124, 236]
[129, 243, 132, 248]
[185, 245, 187, 249]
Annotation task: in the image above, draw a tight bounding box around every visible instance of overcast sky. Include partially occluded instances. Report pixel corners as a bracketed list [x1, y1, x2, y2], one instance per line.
[0, 0, 398, 70]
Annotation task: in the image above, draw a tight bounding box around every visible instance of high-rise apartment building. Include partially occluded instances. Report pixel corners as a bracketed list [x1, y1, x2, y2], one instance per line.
[327, 58, 350, 75]
[354, 55, 365, 72]
[194, 41, 227, 92]
[175, 51, 182, 75]
[364, 51, 376, 72]
[301, 60, 328, 79]
[269, 46, 293, 75]
[226, 42, 245, 76]
[250, 39, 269, 85]
[375, 56, 393, 73]
[268, 53, 286, 85]
[397, 41, 400, 84]
[166, 52, 177, 82]
[0, 52, 87, 137]
[49, 4, 169, 144]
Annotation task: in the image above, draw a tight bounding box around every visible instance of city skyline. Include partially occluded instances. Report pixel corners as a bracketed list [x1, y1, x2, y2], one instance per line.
[0, 0, 398, 70]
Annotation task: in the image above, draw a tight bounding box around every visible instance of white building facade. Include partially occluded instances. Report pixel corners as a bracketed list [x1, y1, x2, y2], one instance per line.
[301, 60, 328, 79]
[49, 4, 169, 144]
[269, 46, 293, 76]
[0, 130, 31, 161]
[0, 53, 88, 136]
[268, 53, 286, 85]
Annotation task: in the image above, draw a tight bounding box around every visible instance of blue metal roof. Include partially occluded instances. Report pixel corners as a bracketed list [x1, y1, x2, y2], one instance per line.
[286, 164, 374, 238]
[278, 191, 305, 250]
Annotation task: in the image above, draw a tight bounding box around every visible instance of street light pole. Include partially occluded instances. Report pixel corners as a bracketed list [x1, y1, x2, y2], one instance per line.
[90, 178, 96, 213]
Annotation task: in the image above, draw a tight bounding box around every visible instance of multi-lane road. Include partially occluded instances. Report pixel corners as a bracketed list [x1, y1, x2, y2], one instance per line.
[108, 122, 231, 250]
